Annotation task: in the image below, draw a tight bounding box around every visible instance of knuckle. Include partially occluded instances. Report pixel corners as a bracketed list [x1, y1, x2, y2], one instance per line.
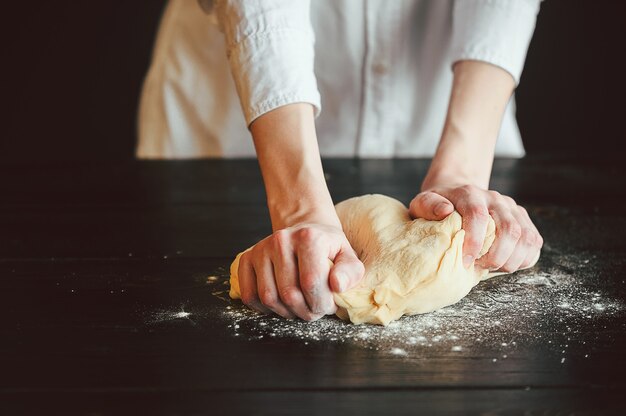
[521, 228, 537, 245]
[482, 254, 506, 270]
[466, 238, 483, 253]
[519, 259, 533, 269]
[258, 288, 277, 308]
[240, 251, 251, 267]
[299, 273, 320, 293]
[453, 185, 474, 199]
[501, 220, 522, 240]
[491, 260, 507, 270]
[279, 286, 300, 307]
[272, 229, 290, 249]
[503, 196, 517, 207]
[535, 234, 544, 248]
[411, 192, 427, 205]
[468, 205, 489, 220]
[488, 190, 501, 200]
[415, 194, 431, 211]
[487, 261, 507, 271]
[418, 191, 436, 203]
[249, 244, 263, 258]
[240, 291, 255, 306]
[295, 227, 320, 245]
[529, 232, 543, 248]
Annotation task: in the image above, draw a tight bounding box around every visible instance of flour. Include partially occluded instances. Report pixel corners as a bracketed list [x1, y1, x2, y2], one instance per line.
[215, 251, 622, 361]
[140, 248, 622, 366]
[146, 306, 195, 324]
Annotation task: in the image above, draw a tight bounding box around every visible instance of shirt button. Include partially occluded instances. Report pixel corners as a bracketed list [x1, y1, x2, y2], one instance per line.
[372, 62, 389, 75]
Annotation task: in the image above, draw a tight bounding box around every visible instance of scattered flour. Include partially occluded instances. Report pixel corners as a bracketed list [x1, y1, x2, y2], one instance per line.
[146, 307, 195, 324]
[390, 348, 408, 356]
[142, 251, 622, 365]
[213, 253, 622, 360]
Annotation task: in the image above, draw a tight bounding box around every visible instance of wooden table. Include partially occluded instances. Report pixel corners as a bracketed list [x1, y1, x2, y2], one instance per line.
[1, 157, 624, 415]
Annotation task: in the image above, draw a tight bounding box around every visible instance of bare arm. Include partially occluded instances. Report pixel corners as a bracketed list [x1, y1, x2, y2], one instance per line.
[250, 104, 338, 230]
[425, 60, 513, 190]
[237, 103, 364, 321]
[410, 60, 543, 271]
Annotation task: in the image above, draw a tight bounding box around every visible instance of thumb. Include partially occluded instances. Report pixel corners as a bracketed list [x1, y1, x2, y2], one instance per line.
[329, 246, 365, 293]
[409, 191, 454, 221]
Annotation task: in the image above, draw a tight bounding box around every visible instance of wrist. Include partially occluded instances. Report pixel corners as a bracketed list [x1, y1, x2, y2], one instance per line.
[250, 103, 341, 230]
[424, 130, 493, 191]
[270, 200, 341, 230]
[267, 181, 340, 230]
[424, 61, 515, 191]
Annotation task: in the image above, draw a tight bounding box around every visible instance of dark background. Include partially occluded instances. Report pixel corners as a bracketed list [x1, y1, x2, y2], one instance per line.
[2, 1, 625, 163]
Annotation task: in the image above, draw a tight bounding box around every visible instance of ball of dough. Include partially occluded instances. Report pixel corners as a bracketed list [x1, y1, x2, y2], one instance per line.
[230, 194, 538, 326]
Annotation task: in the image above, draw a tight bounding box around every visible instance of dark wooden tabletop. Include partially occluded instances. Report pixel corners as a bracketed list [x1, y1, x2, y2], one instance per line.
[1, 156, 625, 415]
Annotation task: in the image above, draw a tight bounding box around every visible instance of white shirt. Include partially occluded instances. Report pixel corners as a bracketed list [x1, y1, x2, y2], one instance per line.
[137, 0, 540, 158]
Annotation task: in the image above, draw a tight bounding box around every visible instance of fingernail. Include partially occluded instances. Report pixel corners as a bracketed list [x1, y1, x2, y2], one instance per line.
[434, 202, 450, 217]
[335, 272, 347, 292]
[463, 255, 474, 269]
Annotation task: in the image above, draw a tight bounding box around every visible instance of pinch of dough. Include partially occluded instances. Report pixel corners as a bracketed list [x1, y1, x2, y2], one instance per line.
[229, 194, 539, 326]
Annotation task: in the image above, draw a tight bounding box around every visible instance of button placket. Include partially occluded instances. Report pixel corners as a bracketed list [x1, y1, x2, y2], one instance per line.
[357, 0, 402, 157]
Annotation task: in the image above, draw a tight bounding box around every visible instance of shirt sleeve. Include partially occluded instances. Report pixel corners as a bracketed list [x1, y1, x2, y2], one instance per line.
[209, 0, 321, 126]
[451, 0, 541, 85]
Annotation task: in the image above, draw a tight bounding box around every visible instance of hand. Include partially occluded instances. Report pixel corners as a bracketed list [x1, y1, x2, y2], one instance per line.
[412, 61, 542, 272]
[246, 104, 364, 320]
[237, 223, 365, 321]
[409, 184, 543, 272]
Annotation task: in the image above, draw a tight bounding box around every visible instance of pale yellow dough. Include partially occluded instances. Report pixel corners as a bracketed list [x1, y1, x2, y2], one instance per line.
[229, 194, 539, 326]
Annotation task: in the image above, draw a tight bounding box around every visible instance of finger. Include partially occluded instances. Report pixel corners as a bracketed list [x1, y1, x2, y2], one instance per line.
[500, 207, 539, 272]
[455, 192, 490, 268]
[295, 228, 335, 318]
[498, 242, 527, 273]
[254, 256, 295, 319]
[238, 253, 271, 314]
[329, 244, 365, 293]
[516, 206, 543, 269]
[409, 191, 455, 220]
[476, 204, 521, 270]
[521, 248, 540, 270]
[271, 231, 322, 320]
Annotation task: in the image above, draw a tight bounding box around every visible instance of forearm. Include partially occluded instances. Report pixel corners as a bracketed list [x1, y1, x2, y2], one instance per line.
[423, 60, 515, 190]
[413, 61, 541, 270]
[250, 103, 339, 231]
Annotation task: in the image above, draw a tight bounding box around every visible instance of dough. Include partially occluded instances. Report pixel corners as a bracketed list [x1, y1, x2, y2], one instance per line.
[230, 194, 538, 326]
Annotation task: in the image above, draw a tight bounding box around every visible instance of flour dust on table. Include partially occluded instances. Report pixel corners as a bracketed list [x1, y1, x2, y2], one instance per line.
[230, 194, 538, 325]
[217, 250, 621, 362]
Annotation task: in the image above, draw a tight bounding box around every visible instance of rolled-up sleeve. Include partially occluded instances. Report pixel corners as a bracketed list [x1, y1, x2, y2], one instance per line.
[451, 0, 541, 85]
[209, 0, 320, 126]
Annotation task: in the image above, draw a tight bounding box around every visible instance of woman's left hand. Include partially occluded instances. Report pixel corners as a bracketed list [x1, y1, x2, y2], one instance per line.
[409, 183, 543, 272]
[409, 61, 542, 273]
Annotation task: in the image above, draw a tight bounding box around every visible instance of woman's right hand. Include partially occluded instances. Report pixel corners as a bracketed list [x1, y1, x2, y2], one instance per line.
[237, 222, 364, 321]
[244, 103, 364, 320]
